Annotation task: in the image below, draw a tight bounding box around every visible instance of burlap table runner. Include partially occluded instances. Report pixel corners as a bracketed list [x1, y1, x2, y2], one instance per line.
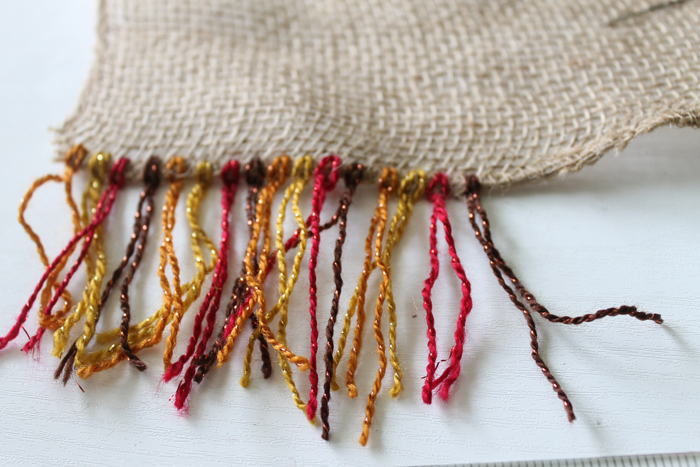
[53, 0, 700, 190]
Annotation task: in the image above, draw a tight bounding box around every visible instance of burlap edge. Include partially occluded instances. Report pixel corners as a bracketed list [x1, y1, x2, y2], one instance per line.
[51, 102, 700, 197]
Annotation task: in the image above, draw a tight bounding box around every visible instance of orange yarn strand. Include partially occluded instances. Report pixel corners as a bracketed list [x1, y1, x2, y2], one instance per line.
[358, 169, 401, 446]
[76, 157, 188, 377]
[18, 145, 87, 352]
[216, 156, 293, 368]
[339, 170, 395, 398]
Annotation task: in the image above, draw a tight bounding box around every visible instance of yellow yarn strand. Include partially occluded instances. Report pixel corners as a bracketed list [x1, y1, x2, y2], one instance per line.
[330, 205, 379, 393]
[216, 156, 293, 368]
[240, 156, 313, 414]
[359, 170, 424, 447]
[331, 170, 426, 399]
[18, 145, 86, 331]
[76, 157, 192, 377]
[162, 161, 219, 369]
[52, 152, 111, 358]
[383, 170, 426, 397]
[333, 172, 397, 397]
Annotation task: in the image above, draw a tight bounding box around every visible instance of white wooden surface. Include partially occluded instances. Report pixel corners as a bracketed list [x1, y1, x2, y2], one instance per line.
[0, 1, 698, 466]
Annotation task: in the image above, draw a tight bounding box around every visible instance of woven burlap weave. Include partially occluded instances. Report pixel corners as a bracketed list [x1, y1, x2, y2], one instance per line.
[54, 0, 700, 190]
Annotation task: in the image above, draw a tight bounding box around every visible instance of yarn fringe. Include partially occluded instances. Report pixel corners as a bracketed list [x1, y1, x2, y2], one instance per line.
[1, 149, 664, 445]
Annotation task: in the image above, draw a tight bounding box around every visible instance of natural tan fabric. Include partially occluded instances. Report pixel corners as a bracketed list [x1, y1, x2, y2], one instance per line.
[54, 0, 700, 189]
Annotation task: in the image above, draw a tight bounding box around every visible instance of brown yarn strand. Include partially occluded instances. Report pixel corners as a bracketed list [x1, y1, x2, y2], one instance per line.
[54, 341, 78, 385]
[194, 158, 270, 383]
[464, 175, 663, 422]
[244, 159, 273, 379]
[320, 163, 364, 441]
[118, 157, 161, 371]
[195, 158, 352, 384]
[55, 159, 158, 383]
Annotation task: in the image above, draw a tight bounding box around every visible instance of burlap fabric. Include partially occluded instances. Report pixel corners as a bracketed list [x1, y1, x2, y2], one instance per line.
[54, 0, 700, 190]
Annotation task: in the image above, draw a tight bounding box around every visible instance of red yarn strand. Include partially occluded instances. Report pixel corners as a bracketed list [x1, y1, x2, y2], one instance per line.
[306, 155, 342, 421]
[421, 173, 473, 404]
[170, 161, 239, 411]
[0, 158, 128, 352]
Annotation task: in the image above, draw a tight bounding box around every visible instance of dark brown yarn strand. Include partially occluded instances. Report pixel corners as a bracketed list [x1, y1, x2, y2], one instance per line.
[244, 159, 272, 379]
[321, 163, 364, 441]
[118, 156, 161, 371]
[463, 174, 663, 423]
[54, 341, 78, 385]
[194, 158, 270, 383]
[195, 159, 361, 385]
[55, 158, 162, 382]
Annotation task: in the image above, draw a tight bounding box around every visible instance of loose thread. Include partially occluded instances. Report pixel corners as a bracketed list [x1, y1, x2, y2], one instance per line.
[196, 158, 266, 385]
[216, 156, 293, 369]
[328, 170, 425, 444]
[247, 157, 313, 371]
[331, 204, 379, 394]
[464, 175, 662, 423]
[0, 156, 126, 352]
[306, 155, 342, 421]
[117, 157, 162, 370]
[51, 153, 113, 358]
[421, 173, 473, 404]
[19, 145, 87, 353]
[77, 157, 188, 376]
[240, 156, 313, 413]
[171, 161, 240, 411]
[357, 168, 398, 446]
[320, 163, 364, 440]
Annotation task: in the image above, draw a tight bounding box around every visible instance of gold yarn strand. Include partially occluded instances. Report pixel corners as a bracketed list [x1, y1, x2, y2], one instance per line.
[76, 157, 191, 377]
[359, 170, 424, 447]
[18, 145, 87, 331]
[330, 207, 379, 392]
[383, 170, 426, 397]
[52, 152, 111, 358]
[332, 171, 393, 397]
[241, 156, 314, 413]
[216, 156, 293, 368]
[162, 161, 219, 369]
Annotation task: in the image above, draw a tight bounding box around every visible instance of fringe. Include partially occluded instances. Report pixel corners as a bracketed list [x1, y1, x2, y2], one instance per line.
[0, 151, 664, 446]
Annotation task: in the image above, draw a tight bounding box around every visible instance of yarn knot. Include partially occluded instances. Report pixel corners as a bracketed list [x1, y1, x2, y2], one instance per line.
[143, 156, 162, 188]
[244, 157, 265, 187]
[220, 160, 240, 187]
[316, 155, 342, 191]
[344, 163, 365, 188]
[465, 174, 481, 195]
[108, 157, 129, 187]
[195, 161, 214, 186]
[378, 167, 398, 193]
[89, 152, 112, 181]
[426, 172, 449, 201]
[267, 155, 291, 187]
[65, 144, 88, 172]
[165, 156, 186, 182]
